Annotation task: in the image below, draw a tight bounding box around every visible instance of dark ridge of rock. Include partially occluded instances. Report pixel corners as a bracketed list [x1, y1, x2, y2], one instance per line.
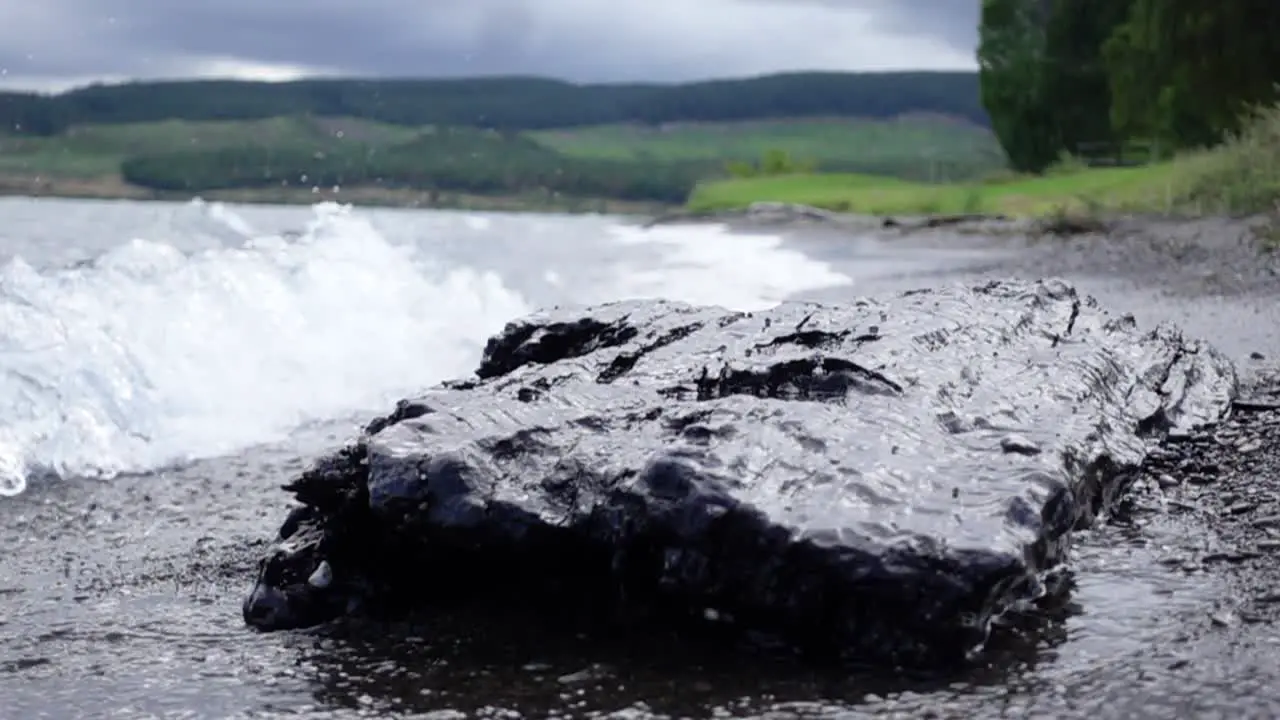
[243, 279, 1237, 668]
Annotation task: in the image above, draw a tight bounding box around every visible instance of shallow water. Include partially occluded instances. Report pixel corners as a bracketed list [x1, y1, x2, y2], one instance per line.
[2, 197, 1280, 718]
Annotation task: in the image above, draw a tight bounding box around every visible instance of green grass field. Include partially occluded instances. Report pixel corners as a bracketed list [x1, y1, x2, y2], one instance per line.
[529, 116, 1004, 179]
[0, 114, 1005, 184]
[687, 162, 1200, 216]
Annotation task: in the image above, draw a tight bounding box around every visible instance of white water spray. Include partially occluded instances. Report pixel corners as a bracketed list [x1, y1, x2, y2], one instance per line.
[0, 203, 531, 495]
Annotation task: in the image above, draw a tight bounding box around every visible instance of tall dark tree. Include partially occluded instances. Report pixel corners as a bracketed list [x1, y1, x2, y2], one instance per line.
[1104, 0, 1280, 149]
[978, 0, 1058, 172]
[979, 0, 1137, 172]
[1040, 0, 1135, 154]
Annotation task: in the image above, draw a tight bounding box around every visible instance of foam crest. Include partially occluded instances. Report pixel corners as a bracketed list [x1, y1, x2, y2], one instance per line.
[605, 223, 851, 310]
[0, 203, 530, 495]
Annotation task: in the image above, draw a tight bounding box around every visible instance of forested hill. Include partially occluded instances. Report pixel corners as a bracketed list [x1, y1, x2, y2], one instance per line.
[0, 71, 985, 135]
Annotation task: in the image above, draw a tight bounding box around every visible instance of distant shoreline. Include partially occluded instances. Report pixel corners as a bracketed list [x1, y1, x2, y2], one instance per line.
[0, 175, 668, 216]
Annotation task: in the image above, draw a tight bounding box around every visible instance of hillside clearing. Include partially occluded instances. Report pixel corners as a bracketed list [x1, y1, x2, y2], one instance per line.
[530, 117, 1005, 181]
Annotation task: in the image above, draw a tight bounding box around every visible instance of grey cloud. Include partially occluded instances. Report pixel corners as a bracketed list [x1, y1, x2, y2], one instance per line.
[0, 0, 978, 90]
[738, 0, 978, 52]
[863, 0, 979, 52]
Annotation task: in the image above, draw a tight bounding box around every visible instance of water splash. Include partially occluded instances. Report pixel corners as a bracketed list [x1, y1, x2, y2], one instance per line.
[0, 203, 531, 495]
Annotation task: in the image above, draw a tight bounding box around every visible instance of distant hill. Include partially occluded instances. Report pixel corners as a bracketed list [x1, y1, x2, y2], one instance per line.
[0, 71, 985, 136]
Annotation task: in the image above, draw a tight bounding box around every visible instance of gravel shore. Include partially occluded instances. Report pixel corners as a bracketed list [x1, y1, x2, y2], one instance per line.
[1133, 374, 1280, 625]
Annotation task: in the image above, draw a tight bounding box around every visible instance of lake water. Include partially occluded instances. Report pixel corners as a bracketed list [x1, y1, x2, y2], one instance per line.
[1, 196, 1278, 719]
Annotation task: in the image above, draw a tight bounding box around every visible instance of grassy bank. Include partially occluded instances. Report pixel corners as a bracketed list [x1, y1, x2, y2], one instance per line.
[689, 104, 1280, 218]
[688, 163, 1185, 216]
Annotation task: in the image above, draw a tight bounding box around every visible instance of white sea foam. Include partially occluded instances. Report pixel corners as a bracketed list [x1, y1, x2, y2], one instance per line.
[0, 202, 531, 495]
[603, 222, 851, 310]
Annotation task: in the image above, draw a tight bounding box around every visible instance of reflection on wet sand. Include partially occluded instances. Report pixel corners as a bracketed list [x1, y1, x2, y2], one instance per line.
[290, 599, 1062, 717]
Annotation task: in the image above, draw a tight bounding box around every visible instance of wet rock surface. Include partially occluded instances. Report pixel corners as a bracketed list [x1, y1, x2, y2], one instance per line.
[244, 278, 1238, 667]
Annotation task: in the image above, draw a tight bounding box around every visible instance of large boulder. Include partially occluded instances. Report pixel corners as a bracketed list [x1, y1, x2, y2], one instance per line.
[243, 279, 1237, 667]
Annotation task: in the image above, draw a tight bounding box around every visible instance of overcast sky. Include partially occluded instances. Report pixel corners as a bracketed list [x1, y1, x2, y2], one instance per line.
[0, 0, 978, 93]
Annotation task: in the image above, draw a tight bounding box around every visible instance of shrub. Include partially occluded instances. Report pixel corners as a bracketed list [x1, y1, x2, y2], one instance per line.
[1173, 101, 1280, 214]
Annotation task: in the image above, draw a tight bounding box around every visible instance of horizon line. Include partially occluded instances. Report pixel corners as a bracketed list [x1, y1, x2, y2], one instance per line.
[1, 68, 980, 98]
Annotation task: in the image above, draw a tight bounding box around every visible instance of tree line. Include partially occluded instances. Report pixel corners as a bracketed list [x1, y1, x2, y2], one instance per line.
[979, 0, 1280, 172]
[0, 71, 987, 136]
[119, 127, 710, 203]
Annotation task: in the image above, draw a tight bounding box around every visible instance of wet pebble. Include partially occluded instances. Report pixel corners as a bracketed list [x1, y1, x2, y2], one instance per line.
[1210, 611, 1238, 628]
[1000, 434, 1041, 455]
[557, 664, 613, 685]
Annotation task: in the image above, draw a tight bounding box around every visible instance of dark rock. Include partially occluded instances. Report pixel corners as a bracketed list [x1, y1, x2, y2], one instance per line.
[243, 278, 1236, 668]
[1031, 213, 1112, 237]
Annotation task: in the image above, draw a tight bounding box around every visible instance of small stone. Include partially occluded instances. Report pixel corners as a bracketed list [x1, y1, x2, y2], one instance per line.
[1203, 551, 1260, 564]
[1257, 540, 1280, 552]
[307, 560, 333, 589]
[1237, 439, 1263, 453]
[557, 664, 612, 685]
[999, 434, 1041, 455]
[1210, 612, 1237, 628]
[1157, 473, 1180, 489]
